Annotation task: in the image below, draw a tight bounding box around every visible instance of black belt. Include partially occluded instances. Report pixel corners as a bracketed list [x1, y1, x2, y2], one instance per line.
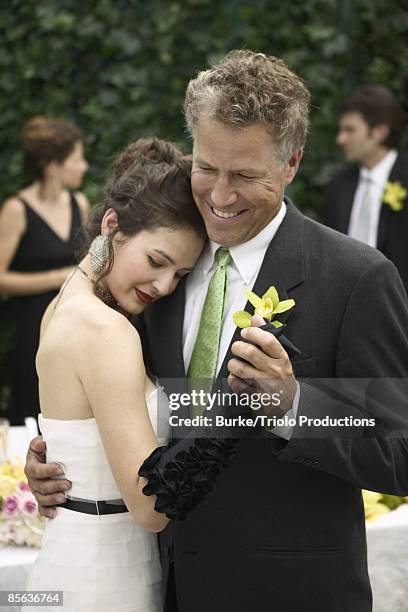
[62, 497, 129, 515]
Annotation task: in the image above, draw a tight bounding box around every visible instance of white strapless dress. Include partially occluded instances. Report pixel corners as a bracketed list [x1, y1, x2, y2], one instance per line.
[23, 388, 170, 612]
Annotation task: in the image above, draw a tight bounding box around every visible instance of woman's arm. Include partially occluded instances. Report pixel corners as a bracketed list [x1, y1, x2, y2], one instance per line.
[77, 312, 168, 532]
[0, 198, 73, 296]
[26, 307, 240, 521]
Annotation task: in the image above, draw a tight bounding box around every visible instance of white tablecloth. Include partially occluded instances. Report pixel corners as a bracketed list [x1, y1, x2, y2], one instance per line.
[0, 507, 407, 611]
[0, 546, 39, 611]
[367, 504, 408, 612]
[1, 418, 39, 464]
[0, 418, 40, 610]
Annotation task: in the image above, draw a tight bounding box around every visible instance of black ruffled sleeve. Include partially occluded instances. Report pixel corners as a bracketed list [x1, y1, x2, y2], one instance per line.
[138, 435, 240, 520]
[138, 324, 299, 520]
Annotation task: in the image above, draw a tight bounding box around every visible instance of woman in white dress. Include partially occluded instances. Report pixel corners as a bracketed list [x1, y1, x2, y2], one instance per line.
[22, 138, 225, 612]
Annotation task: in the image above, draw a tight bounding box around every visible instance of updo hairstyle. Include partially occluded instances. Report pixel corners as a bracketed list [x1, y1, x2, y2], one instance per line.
[85, 137, 206, 280]
[21, 115, 83, 180]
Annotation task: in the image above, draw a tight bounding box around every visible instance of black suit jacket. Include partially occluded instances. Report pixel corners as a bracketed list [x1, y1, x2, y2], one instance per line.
[321, 153, 408, 293]
[139, 200, 408, 612]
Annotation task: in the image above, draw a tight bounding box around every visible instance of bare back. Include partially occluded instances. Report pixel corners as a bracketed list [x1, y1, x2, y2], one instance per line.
[37, 272, 155, 420]
[36, 268, 167, 531]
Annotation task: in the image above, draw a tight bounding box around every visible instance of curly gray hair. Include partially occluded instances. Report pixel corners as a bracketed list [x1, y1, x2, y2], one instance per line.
[184, 50, 310, 164]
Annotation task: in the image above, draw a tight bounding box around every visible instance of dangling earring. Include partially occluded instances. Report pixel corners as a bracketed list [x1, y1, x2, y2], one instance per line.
[89, 235, 109, 274]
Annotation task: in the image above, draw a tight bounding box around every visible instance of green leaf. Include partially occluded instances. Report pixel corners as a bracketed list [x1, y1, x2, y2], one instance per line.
[380, 494, 404, 511]
[244, 287, 261, 308]
[273, 299, 295, 314]
[233, 311, 252, 328]
[271, 320, 283, 328]
[262, 286, 279, 309]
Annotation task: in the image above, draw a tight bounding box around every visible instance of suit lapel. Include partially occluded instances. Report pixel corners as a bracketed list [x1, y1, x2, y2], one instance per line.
[217, 199, 306, 382]
[377, 154, 402, 252]
[146, 279, 186, 379]
[146, 279, 191, 425]
[339, 168, 359, 233]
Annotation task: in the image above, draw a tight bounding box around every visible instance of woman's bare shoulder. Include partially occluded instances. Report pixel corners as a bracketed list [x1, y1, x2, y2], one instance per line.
[58, 294, 141, 349]
[61, 298, 146, 386]
[0, 196, 26, 226]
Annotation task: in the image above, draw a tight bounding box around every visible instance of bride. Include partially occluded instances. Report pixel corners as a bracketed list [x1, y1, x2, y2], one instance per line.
[22, 138, 229, 612]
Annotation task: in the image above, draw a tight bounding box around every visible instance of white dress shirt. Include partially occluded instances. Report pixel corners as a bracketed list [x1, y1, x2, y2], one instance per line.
[348, 149, 398, 247]
[183, 201, 299, 440]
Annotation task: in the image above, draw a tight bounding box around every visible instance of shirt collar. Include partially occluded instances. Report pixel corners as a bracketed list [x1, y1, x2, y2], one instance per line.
[360, 149, 398, 187]
[202, 201, 287, 284]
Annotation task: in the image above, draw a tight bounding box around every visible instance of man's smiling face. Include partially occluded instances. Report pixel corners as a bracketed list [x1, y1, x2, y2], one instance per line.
[191, 120, 302, 247]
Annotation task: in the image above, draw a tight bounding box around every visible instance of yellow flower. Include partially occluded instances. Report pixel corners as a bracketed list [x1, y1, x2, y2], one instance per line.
[362, 490, 390, 522]
[233, 286, 295, 328]
[0, 476, 17, 499]
[382, 181, 407, 212]
[0, 459, 27, 484]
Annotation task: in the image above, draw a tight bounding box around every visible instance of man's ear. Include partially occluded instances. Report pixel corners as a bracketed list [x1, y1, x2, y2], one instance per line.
[285, 148, 303, 185]
[101, 208, 119, 235]
[372, 124, 390, 147]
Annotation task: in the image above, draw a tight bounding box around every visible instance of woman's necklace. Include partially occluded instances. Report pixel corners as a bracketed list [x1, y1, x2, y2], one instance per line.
[77, 265, 129, 316]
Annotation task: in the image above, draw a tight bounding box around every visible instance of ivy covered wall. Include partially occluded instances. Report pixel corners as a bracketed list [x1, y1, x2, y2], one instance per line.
[1, 0, 407, 409]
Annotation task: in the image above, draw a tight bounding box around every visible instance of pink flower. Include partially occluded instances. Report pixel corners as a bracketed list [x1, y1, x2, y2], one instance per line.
[19, 482, 30, 492]
[23, 500, 37, 515]
[3, 495, 19, 516]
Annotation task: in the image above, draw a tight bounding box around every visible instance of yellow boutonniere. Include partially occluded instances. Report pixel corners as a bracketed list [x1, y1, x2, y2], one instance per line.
[382, 181, 407, 212]
[232, 286, 295, 329]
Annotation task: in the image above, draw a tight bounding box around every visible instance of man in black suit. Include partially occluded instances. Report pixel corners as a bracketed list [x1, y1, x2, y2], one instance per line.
[322, 85, 408, 292]
[25, 52, 408, 611]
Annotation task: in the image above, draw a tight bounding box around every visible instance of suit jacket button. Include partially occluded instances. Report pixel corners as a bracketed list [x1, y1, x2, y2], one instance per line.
[303, 458, 312, 465]
[295, 456, 304, 463]
[312, 460, 320, 466]
[164, 545, 171, 557]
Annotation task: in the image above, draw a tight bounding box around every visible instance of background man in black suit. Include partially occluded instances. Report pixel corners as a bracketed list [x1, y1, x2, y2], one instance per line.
[321, 85, 408, 292]
[26, 52, 408, 612]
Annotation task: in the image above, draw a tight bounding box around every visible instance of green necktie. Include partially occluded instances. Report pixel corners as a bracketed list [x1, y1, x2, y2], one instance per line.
[187, 247, 231, 416]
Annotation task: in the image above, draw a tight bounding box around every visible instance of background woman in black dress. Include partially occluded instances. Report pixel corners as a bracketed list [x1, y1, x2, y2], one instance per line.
[0, 116, 89, 425]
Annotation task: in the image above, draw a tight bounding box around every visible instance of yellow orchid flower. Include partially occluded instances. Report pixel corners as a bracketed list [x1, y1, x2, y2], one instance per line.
[233, 285, 295, 328]
[362, 489, 390, 522]
[362, 490, 408, 522]
[383, 181, 407, 212]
